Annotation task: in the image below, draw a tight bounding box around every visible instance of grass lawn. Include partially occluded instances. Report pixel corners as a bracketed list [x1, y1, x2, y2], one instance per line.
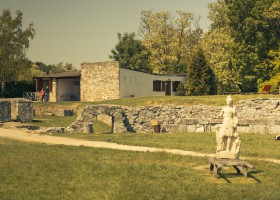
[0, 138, 279, 200]
[33, 94, 280, 108]
[31, 115, 77, 127]
[51, 132, 280, 160]
[15, 95, 279, 198]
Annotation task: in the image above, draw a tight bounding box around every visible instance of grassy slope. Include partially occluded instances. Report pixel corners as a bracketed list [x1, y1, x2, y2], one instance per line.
[2, 95, 280, 199]
[33, 94, 280, 108]
[0, 138, 279, 200]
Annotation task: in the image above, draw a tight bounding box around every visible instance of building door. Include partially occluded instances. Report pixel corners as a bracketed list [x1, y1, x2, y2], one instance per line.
[165, 81, 171, 96]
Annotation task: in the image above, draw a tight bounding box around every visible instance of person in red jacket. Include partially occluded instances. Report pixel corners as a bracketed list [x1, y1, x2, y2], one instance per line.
[39, 88, 45, 101]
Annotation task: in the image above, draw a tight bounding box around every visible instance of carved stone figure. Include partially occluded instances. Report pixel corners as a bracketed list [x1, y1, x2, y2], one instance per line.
[216, 95, 241, 159]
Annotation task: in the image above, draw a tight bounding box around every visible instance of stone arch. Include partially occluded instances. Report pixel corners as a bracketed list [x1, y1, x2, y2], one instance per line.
[68, 105, 130, 133]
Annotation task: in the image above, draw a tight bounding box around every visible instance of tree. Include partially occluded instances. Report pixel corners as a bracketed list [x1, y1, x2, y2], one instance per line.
[185, 48, 216, 95]
[109, 32, 151, 73]
[35, 61, 78, 75]
[202, 28, 240, 93]
[202, 0, 240, 94]
[225, 0, 279, 92]
[0, 9, 35, 96]
[139, 10, 203, 74]
[175, 82, 186, 96]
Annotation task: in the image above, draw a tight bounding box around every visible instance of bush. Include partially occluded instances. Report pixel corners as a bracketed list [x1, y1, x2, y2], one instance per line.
[175, 82, 186, 96]
[1, 81, 36, 98]
[258, 73, 280, 94]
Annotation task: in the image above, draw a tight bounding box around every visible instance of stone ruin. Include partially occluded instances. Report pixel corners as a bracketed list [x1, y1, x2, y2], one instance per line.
[66, 98, 280, 134]
[0, 98, 33, 123]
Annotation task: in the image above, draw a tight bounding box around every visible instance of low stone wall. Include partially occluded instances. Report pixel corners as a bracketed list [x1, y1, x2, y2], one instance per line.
[0, 100, 11, 122]
[68, 98, 280, 134]
[67, 105, 127, 133]
[0, 98, 33, 123]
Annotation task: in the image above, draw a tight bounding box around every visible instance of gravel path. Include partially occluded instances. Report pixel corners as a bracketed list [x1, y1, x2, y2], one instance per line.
[0, 127, 279, 164]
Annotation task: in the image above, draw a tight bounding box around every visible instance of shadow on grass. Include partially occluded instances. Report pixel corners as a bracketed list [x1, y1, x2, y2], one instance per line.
[247, 170, 263, 183]
[32, 120, 43, 123]
[218, 170, 263, 184]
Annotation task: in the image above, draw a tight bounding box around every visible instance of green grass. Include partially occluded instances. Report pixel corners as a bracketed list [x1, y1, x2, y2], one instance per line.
[0, 138, 280, 200]
[50, 132, 280, 160]
[30, 116, 111, 133]
[30, 115, 77, 127]
[92, 120, 112, 133]
[34, 94, 280, 108]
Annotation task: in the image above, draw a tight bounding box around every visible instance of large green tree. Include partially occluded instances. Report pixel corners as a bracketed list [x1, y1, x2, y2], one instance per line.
[225, 0, 279, 92]
[109, 32, 151, 73]
[202, 0, 240, 93]
[139, 10, 203, 74]
[0, 9, 35, 96]
[185, 48, 216, 95]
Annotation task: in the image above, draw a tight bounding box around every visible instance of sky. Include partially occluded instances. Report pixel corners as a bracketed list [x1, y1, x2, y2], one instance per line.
[1, 0, 216, 68]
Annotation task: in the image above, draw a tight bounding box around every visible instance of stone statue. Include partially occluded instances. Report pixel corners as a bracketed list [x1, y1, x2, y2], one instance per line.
[216, 95, 241, 159]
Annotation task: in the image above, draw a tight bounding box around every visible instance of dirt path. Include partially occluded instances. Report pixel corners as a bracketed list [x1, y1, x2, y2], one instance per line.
[0, 127, 279, 164]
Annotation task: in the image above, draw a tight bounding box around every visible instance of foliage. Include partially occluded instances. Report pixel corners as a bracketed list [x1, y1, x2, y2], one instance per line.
[203, 1, 241, 93]
[35, 61, 78, 75]
[139, 10, 202, 74]
[0, 9, 35, 96]
[175, 82, 186, 96]
[1, 80, 35, 98]
[205, 0, 280, 93]
[109, 32, 151, 73]
[258, 72, 280, 94]
[18, 63, 45, 81]
[185, 48, 216, 95]
[225, 0, 279, 92]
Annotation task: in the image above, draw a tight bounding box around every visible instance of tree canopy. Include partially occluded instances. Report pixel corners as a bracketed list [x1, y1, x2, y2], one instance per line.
[109, 32, 151, 73]
[0, 9, 35, 95]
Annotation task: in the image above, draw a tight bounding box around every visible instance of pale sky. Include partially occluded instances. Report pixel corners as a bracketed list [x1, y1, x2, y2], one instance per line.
[1, 0, 216, 68]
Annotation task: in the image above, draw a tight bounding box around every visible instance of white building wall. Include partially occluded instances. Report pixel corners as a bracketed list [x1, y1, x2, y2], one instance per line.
[120, 68, 186, 98]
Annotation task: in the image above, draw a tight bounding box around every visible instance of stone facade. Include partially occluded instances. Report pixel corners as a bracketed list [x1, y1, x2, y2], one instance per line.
[81, 61, 120, 101]
[0, 98, 33, 123]
[0, 100, 11, 122]
[68, 98, 280, 134]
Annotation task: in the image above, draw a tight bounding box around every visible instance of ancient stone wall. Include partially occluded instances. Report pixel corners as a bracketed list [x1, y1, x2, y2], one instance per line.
[16, 99, 33, 122]
[68, 98, 280, 134]
[67, 105, 127, 133]
[80, 61, 120, 102]
[0, 98, 33, 123]
[0, 100, 11, 122]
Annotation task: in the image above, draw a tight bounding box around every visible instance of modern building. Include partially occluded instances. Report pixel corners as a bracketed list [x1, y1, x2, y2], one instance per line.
[34, 61, 186, 102]
[33, 71, 81, 102]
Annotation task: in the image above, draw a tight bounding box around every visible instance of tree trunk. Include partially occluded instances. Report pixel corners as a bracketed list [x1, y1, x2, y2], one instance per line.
[0, 81, 5, 97]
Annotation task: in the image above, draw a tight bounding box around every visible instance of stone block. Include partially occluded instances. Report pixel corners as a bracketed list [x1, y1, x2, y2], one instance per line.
[250, 125, 270, 134]
[182, 118, 198, 124]
[161, 124, 187, 133]
[237, 125, 250, 133]
[270, 125, 280, 134]
[196, 125, 205, 132]
[187, 125, 197, 132]
[0, 100, 11, 122]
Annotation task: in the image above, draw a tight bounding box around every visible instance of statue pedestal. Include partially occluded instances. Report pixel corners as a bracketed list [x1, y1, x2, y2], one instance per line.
[216, 151, 240, 159]
[209, 157, 254, 178]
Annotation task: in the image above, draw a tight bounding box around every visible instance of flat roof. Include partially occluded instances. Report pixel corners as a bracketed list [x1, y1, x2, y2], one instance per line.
[33, 71, 81, 78]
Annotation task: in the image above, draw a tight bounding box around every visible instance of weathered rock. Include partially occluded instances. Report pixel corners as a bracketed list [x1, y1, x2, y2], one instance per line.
[66, 98, 280, 134]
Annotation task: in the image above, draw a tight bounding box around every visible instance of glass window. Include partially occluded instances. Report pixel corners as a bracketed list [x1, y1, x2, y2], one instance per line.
[172, 81, 181, 92]
[153, 80, 161, 91]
